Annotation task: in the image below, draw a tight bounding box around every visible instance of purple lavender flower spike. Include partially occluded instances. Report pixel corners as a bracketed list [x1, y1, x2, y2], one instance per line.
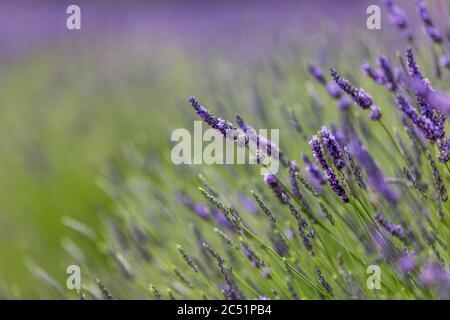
[309, 135, 348, 202]
[264, 174, 289, 204]
[396, 95, 436, 141]
[325, 82, 342, 98]
[324, 167, 349, 203]
[420, 262, 450, 298]
[437, 137, 450, 163]
[369, 105, 382, 121]
[376, 56, 397, 91]
[189, 97, 235, 136]
[337, 96, 351, 111]
[308, 135, 328, 170]
[330, 68, 372, 109]
[362, 62, 384, 84]
[406, 48, 423, 80]
[320, 126, 345, 170]
[239, 195, 258, 214]
[349, 137, 399, 205]
[374, 213, 404, 240]
[193, 203, 210, 220]
[417, 0, 442, 43]
[308, 64, 326, 85]
[383, 0, 413, 41]
[398, 251, 417, 274]
[288, 161, 309, 209]
[302, 154, 326, 188]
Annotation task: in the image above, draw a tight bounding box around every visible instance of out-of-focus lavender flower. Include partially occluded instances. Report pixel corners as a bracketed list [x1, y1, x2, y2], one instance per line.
[325, 82, 342, 98]
[330, 68, 372, 109]
[369, 105, 382, 121]
[349, 137, 399, 205]
[374, 213, 404, 240]
[214, 211, 234, 232]
[320, 126, 345, 170]
[308, 64, 326, 84]
[377, 56, 397, 91]
[242, 243, 263, 268]
[193, 203, 210, 220]
[239, 195, 258, 214]
[362, 62, 384, 84]
[337, 96, 351, 111]
[398, 251, 417, 274]
[302, 154, 326, 187]
[440, 55, 450, 68]
[417, 0, 442, 44]
[264, 174, 289, 204]
[383, 0, 413, 41]
[420, 262, 450, 298]
[284, 228, 294, 240]
[189, 97, 235, 136]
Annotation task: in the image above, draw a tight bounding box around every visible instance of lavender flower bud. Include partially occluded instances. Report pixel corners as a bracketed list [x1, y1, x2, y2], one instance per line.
[369, 105, 382, 121]
[417, 0, 442, 43]
[320, 126, 345, 170]
[374, 213, 404, 240]
[330, 68, 372, 109]
[376, 55, 397, 91]
[264, 174, 289, 204]
[188, 97, 235, 136]
[398, 251, 417, 274]
[308, 64, 327, 84]
[288, 161, 309, 209]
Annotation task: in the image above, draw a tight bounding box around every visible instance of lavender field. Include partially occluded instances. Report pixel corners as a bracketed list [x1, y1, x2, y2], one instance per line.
[0, 0, 450, 299]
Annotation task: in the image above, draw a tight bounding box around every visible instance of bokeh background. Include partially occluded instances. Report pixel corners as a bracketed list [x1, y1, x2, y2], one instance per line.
[0, 0, 433, 298]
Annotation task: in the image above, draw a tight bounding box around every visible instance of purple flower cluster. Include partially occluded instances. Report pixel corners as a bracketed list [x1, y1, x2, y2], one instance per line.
[264, 174, 289, 204]
[309, 135, 348, 203]
[189, 97, 236, 136]
[417, 0, 442, 44]
[320, 126, 345, 170]
[383, 0, 413, 41]
[330, 68, 372, 110]
[374, 213, 404, 240]
[362, 56, 397, 92]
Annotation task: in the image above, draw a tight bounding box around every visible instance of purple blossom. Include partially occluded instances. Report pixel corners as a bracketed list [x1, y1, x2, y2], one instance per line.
[193, 203, 210, 220]
[406, 48, 423, 80]
[437, 137, 450, 163]
[320, 126, 345, 170]
[302, 154, 325, 192]
[349, 138, 399, 205]
[369, 105, 382, 121]
[376, 56, 397, 91]
[374, 213, 404, 240]
[188, 96, 235, 136]
[264, 174, 289, 204]
[398, 251, 417, 274]
[330, 68, 372, 109]
[239, 195, 258, 214]
[324, 167, 349, 203]
[337, 96, 351, 111]
[308, 64, 326, 84]
[417, 0, 442, 43]
[325, 82, 342, 98]
[383, 0, 413, 41]
[362, 62, 384, 84]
